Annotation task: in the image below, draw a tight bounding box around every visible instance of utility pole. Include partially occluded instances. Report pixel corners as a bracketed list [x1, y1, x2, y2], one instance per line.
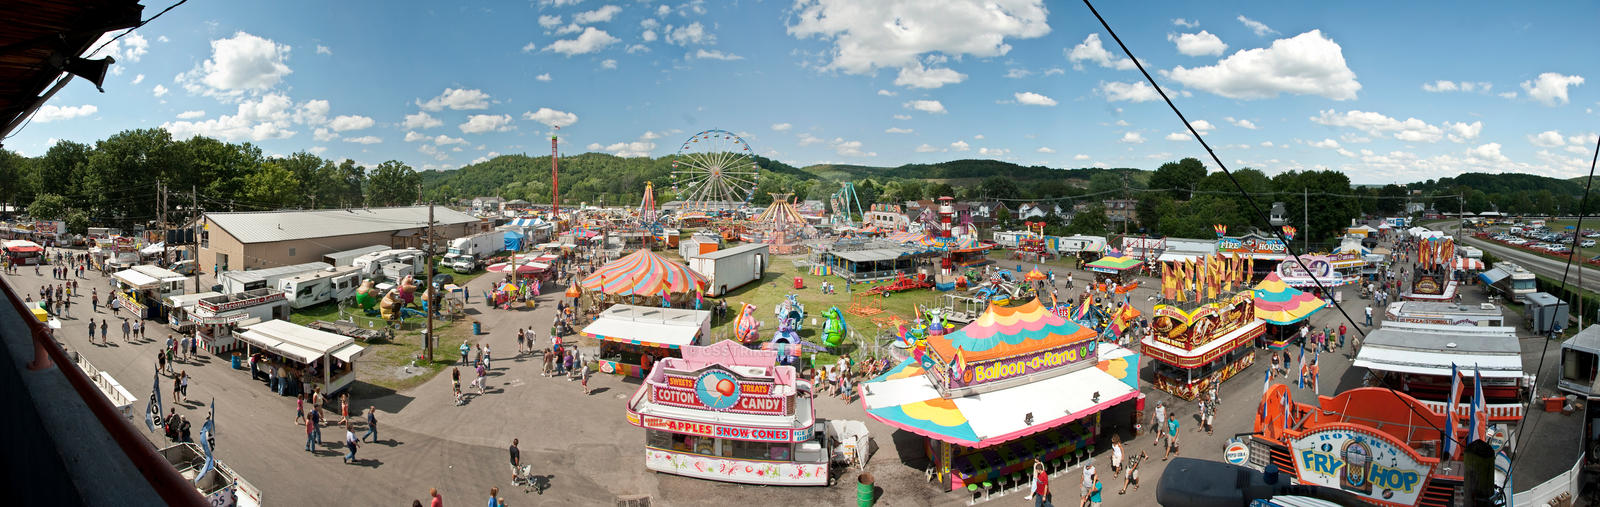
[551, 129, 561, 218]
[191, 186, 201, 292]
[1303, 187, 1309, 251]
[159, 181, 168, 265]
[424, 199, 435, 362]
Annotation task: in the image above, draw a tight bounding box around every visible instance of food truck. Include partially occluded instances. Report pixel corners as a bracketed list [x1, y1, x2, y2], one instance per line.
[112, 265, 189, 321]
[625, 340, 830, 486]
[2, 239, 43, 265]
[165, 291, 223, 333]
[235, 319, 366, 394]
[191, 289, 291, 354]
[587, 305, 712, 379]
[1385, 301, 1505, 327]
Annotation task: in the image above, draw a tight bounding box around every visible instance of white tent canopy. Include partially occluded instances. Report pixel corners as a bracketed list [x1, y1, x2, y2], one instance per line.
[581, 305, 711, 349]
[140, 242, 165, 255]
[237, 319, 367, 392]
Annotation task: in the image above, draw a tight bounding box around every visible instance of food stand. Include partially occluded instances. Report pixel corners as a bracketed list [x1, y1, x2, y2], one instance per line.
[165, 291, 223, 334]
[1143, 290, 1267, 400]
[859, 298, 1141, 493]
[2, 239, 43, 265]
[624, 340, 830, 486]
[1252, 273, 1324, 350]
[191, 289, 291, 354]
[1275, 253, 1362, 288]
[1351, 322, 1527, 422]
[586, 304, 712, 378]
[1084, 254, 1142, 284]
[112, 265, 188, 321]
[236, 319, 366, 395]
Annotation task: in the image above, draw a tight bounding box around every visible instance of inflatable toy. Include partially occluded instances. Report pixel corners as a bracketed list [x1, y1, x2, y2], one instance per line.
[821, 306, 848, 348]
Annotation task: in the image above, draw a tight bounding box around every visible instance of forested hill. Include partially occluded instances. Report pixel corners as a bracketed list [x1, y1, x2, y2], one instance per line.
[418, 153, 1141, 206]
[1411, 172, 1585, 196]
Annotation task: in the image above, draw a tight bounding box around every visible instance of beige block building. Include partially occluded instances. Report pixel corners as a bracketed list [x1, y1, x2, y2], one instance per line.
[198, 206, 484, 274]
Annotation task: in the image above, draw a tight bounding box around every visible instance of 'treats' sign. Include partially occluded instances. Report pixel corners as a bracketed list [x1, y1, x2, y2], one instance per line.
[1290, 427, 1433, 506]
[947, 341, 1097, 389]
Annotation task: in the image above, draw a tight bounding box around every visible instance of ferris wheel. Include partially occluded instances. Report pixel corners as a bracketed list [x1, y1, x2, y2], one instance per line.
[671, 129, 760, 210]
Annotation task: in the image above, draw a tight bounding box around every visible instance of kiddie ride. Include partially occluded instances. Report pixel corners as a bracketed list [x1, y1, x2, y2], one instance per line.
[861, 272, 933, 296]
[892, 306, 954, 353]
[762, 295, 826, 365]
[821, 306, 849, 348]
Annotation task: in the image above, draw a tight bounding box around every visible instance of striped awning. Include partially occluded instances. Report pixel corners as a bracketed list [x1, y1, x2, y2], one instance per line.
[580, 248, 708, 296]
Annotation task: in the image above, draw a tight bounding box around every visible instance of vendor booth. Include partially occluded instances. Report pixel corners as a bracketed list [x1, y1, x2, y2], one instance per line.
[1385, 301, 1504, 327]
[1275, 253, 1362, 288]
[1084, 254, 1142, 284]
[191, 289, 291, 354]
[587, 304, 712, 378]
[624, 340, 830, 486]
[1352, 322, 1527, 422]
[859, 298, 1141, 494]
[1403, 237, 1460, 302]
[1252, 273, 1324, 349]
[236, 319, 367, 395]
[164, 291, 223, 334]
[1143, 290, 1267, 399]
[113, 265, 189, 321]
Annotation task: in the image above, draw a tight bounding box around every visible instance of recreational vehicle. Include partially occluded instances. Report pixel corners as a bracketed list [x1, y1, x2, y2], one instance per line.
[218, 262, 333, 295]
[277, 265, 364, 308]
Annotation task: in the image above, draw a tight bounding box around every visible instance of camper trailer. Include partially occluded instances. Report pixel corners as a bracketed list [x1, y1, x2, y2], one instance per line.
[322, 245, 390, 267]
[277, 265, 364, 309]
[218, 262, 332, 295]
[351, 248, 426, 279]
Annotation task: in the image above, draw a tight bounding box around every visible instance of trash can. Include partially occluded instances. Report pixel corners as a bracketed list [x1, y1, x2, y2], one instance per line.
[856, 472, 875, 506]
[472, 321, 481, 335]
[230, 355, 242, 370]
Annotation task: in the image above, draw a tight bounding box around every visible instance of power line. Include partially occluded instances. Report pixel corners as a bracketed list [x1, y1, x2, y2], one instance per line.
[1078, 0, 1470, 455]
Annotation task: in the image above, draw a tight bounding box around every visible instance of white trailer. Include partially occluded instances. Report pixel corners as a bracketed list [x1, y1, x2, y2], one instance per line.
[351, 248, 425, 279]
[322, 245, 390, 267]
[448, 230, 505, 258]
[218, 262, 331, 294]
[1055, 235, 1107, 255]
[277, 265, 364, 308]
[687, 243, 768, 296]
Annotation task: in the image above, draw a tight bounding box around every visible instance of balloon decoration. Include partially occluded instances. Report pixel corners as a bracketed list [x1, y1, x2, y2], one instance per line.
[1213, 224, 1227, 238]
[822, 306, 849, 348]
[1281, 225, 1297, 241]
[735, 303, 762, 344]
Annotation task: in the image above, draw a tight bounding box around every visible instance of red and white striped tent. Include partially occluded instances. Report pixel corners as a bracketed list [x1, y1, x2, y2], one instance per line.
[1453, 257, 1485, 271]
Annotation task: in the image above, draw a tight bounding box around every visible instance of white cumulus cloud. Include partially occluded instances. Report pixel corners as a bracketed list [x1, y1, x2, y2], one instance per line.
[161, 93, 298, 142]
[1098, 81, 1160, 102]
[1520, 72, 1585, 106]
[177, 32, 293, 99]
[458, 114, 514, 134]
[1223, 116, 1257, 129]
[416, 88, 490, 111]
[538, 15, 563, 28]
[1165, 132, 1189, 141]
[885, 127, 914, 134]
[691, 49, 743, 60]
[328, 115, 374, 132]
[787, 0, 1048, 74]
[536, 73, 553, 82]
[1173, 18, 1200, 28]
[1168, 31, 1227, 56]
[1169, 30, 1360, 101]
[177, 110, 205, 120]
[950, 140, 971, 151]
[316, 45, 332, 56]
[1067, 34, 1135, 70]
[403, 111, 442, 129]
[1444, 121, 1483, 143]
[522, 108, 579, 128]
[666, 22, 712, 46]
[894, 62, 967, 89]
[404, 131, 427, 143]
[1310, 109, 1446, 143]
[1529, 130, 1566, 147]
[344, 135, 382, 145]
[904, 100, 947, 114]
[771, 123, 792, 132]
[573, 5, 622, 24]
[1309, 138, 1340, 149]
[1013, 91, 1057, 106]
[1119, 132, 1145, 144]
[433, 135, 467, 145]
[915, 144, 942, 153]
[32, 105, 97, 122]
[545, 27, 619, 56]
[1037, 147, 1055, 153]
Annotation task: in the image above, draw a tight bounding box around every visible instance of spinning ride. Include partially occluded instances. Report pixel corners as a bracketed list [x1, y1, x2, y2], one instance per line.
[670, 129, 760, 211]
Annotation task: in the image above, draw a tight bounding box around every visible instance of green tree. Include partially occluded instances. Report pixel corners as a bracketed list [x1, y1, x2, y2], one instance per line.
[888, 180, 924, 203]
[927, 182, 955, 200]
[84, 128, 179, 225]
[64, 210, 90, 235]
[1376, 184, 1407, 214]
[1147, 157, 1207, 200]
[242, 161, 303, 209]
[366, 160, 421, 206]
[1066, 203, 1109, 234]
[995, 208, 1012, 227]
[27, 193, 69, 220]
[979, 176, 1021, 200]
[35, 140, 90, 198]
[333, 159, 367, 208]
[1136, 193, 1171, 234]
[0, 149, 26, 212]
[1088, 172, 1124, 197]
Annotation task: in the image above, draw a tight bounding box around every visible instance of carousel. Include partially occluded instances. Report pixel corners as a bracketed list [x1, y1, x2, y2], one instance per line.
[859, 297, 1141, 495]
[1252, 273, 1325, 350]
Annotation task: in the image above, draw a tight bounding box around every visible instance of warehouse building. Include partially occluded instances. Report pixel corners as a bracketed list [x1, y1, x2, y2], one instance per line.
[199, 206, 484, 274]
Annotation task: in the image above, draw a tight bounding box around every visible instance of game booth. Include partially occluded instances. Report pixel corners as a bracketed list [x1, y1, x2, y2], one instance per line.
[1274, 253, 1363, 289]
[1147, 254, 1269, 399]
[1084, 254, 1142, 286]
[1250, 384, 1463, 507]
[112, 265, 189, 321]
[1403, 237, 1460, 302]
[624, 340, 831, 486]
[1251, 273, 1325, 350]
[235, 319, 367, 395]
[586, 304, 713, 379]
[858, 298, 1142, 496]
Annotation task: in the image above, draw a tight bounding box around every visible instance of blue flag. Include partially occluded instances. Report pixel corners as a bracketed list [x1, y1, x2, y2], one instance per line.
[144, 373, 162, 432]
[1469, 365, 1485, 444]
[1443, 363, 1461, 458]
[195, 398, 216, 485]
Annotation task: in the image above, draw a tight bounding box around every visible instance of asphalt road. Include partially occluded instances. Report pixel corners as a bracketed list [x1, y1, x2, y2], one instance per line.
[1447, 222, 1600, 295]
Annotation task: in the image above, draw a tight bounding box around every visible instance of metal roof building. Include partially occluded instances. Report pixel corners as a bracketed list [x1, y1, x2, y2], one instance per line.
[199, 206, 485, 273]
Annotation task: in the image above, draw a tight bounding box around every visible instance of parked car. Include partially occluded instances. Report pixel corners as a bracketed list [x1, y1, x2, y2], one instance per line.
[170, 260, 197, 276]
[1582, 240, 1597, 248]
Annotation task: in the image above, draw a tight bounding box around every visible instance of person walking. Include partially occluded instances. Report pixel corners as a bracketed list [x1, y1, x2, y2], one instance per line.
[179, 371, 189, 401]
[1163, 416, 1180, 461]
[486, 487, 503, 507]
[172, 371, 183, 402]
[309, 403, 323, 446]
[362, 406, 379, 443]
[121, 318, 130, 342]
[1110, 434, 1124, 477]
[1337, 323, 1347, 349]
[304, 410, 318, 452]
[339, 393, 350, 425]
[1119, 453, 1143, 494]
[508, 438, 521, 481]
[100, 319, 108, 342]
[580, 361, 591, 395]
[1365, 305, 1373, 326]
[1150, 402, 1166, 448]
[1085, 474, 1103, 507]
[1025, 460, 1050, 506]
[157, 350, 166, 376]
[88, 318, 96, 344]
[343, 424, 359, 464]
[296, 393, 306, 425]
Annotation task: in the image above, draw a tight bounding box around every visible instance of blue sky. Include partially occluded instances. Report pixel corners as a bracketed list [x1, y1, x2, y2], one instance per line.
[9, 0, 1600, 184]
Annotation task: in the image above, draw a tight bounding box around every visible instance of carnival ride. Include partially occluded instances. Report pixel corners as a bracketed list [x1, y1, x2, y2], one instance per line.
[763, 295, 825, 365]
[861, 272, 934, 296]
[734, 302, 762, 343]
[634, 181, 666, 247]
[821, 306, 849, 348]
[670, 129, 760, 211]
[741, 193, 814, 254]
[829, 182, 866, 229]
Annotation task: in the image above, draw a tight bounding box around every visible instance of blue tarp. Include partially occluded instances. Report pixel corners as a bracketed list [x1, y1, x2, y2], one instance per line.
[504, 230, 525, 251]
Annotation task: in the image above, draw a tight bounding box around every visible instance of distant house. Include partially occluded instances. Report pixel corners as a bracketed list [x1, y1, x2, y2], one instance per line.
[865, 203, 909, 230]
[1017, 203, 1050, 220]
[967, 201, 1011, 219]
[1405, 202, 1426, 214]
[1103, 199, 1138, 225]
[503, 199, 530, 209]
[1269, 202, 1289, 226]
[472, 196, 504, 214]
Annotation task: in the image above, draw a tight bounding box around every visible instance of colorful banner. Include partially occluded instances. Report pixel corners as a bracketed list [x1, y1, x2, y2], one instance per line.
[1218, 234, 1288, 256]
[652, 366, 787, 415]
[638, 415, 810, 443]
[944, 341, 1097, 389]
